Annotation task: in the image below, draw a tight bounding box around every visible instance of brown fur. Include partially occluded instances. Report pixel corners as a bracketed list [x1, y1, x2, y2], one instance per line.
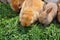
[19, 0, 44, 26]
[20, 7, 34, 26]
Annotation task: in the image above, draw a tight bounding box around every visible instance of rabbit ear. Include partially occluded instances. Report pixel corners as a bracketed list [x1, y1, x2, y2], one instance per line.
[46, 8, 52, 14]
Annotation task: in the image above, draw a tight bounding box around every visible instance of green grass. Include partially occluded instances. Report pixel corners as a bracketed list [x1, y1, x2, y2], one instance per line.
[0, 2, 60, 40]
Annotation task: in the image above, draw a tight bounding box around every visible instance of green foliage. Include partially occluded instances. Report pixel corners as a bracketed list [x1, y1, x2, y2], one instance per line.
[0, 2, 60, 40]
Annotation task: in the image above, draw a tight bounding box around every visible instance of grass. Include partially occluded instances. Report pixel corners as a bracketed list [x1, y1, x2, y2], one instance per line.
[0, 2, 60, 40]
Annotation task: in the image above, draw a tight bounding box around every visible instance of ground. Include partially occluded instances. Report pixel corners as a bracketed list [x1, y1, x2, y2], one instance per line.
[0, 2, 60, 40]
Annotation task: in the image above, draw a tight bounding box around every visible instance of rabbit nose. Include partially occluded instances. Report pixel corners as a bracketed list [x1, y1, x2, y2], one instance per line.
[23, 22, 28, 26]
[24, 23, 27, 26]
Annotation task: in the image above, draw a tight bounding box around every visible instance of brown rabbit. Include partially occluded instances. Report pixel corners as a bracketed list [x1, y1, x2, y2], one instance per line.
[39, 2, 58, 25]
[10, 0, 24, 11]
[19, 0, 44, 26]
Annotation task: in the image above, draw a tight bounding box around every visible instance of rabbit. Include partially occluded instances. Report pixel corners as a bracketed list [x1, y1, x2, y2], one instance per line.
[39, 2, 58, 25]
[10, 0, 24, 11]
[19, 0, 44, 26]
